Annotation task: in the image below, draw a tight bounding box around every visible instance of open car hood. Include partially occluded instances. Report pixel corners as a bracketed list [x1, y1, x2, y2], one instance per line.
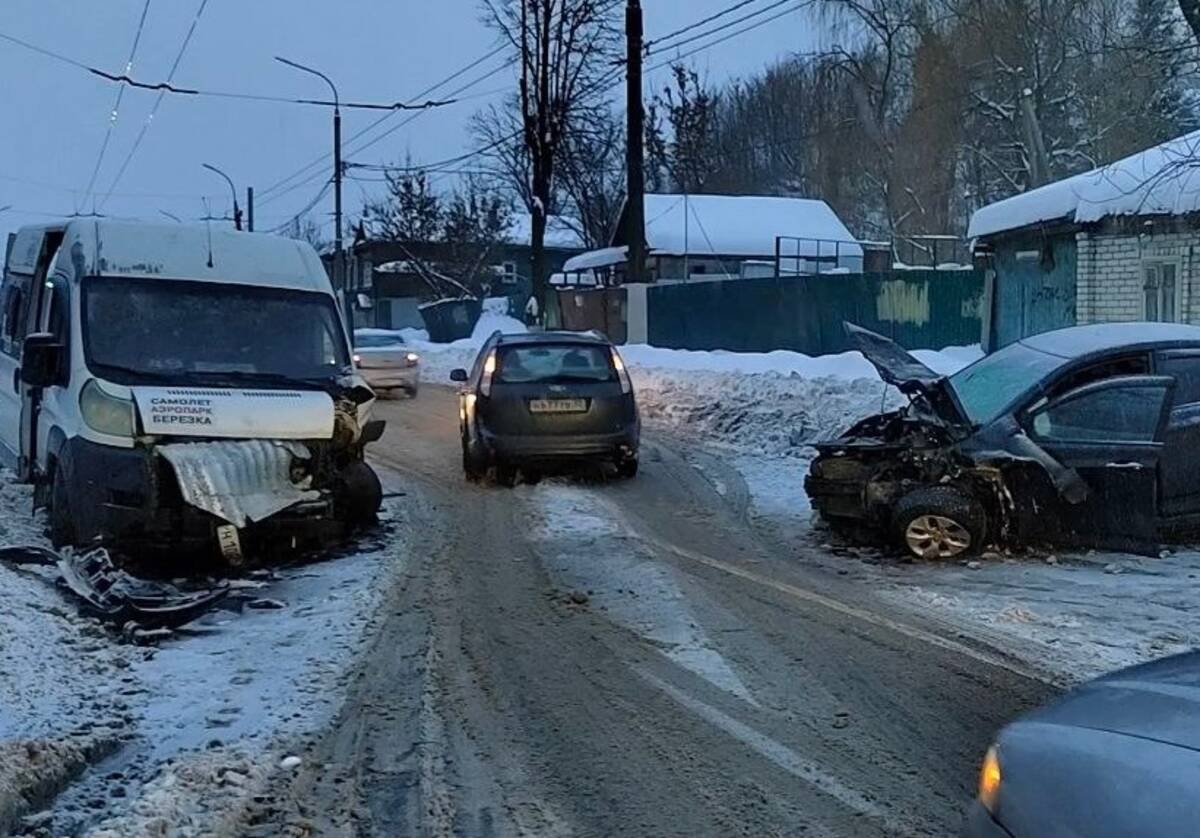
[844, 323, 970, 427]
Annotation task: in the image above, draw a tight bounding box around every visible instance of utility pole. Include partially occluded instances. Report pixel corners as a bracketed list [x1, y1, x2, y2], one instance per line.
[277, 56, 351, 329]
[625, 0, 646, 283]
[246, 186, 254, 232]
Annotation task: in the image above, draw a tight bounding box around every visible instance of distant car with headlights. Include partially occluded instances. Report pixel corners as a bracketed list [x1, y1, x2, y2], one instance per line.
[450, 331, 639, 484]
[353, 329, 420, 397]
[964, 651, 1200, 837]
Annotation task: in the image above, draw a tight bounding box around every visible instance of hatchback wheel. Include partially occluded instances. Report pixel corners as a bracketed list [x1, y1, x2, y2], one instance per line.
[494, 462, 518, 488]
[892, 486, 985, 560]
[616, 456, 639, 479]
[462, 438, 486, 482]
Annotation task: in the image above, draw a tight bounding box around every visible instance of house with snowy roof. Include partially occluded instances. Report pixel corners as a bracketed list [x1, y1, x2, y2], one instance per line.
[969, 130, 1200, 348]
[560, 193, 863, 283]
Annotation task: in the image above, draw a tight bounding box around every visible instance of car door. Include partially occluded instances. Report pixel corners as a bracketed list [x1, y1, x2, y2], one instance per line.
[1023, 375, 1174, 552]
[0, 268, 32, 468]
[1154, 349, 1200, 517]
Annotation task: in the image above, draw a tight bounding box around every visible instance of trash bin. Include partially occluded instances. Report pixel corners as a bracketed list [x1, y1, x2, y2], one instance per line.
[418, 296, 482, 343]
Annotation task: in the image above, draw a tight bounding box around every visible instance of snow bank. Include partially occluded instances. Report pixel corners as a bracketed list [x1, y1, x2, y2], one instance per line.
[404, 326, 981, 456]
[0, 470, 410, 833]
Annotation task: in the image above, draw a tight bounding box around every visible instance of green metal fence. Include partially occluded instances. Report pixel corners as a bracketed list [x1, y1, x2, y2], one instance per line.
[646, 270, 983, 354]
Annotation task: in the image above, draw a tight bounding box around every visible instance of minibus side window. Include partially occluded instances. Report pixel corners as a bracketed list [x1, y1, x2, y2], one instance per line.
[0, 272, 30, 359]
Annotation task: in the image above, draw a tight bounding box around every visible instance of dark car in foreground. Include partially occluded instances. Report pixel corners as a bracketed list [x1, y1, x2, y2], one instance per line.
[806, 322, 1200, 559]
[450, 331, 639, 484]
[964, 651, 1200, 837]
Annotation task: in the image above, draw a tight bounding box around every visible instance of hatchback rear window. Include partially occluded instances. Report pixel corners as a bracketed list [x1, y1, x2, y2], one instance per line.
[496, 344, 615, 383]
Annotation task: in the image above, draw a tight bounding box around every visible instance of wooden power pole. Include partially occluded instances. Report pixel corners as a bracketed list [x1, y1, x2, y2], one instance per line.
[626, 0, 647, 283]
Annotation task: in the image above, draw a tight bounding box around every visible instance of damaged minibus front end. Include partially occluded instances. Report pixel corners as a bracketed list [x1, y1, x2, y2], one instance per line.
[52, 378, 385, 564]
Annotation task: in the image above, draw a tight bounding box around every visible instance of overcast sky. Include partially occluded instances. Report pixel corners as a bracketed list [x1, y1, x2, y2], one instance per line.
[0, 1, 822, 240]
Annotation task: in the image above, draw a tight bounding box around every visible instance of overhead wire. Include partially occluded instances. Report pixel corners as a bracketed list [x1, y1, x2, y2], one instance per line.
[258, 0, 626, 214]
[645, 0, 765, 51]
[81, 0, 152, 206]
[254, 44, 510, 203]
[97, 0, 210, 209]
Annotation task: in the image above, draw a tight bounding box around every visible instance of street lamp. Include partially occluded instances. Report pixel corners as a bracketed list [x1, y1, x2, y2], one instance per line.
[275, 56, 349, 329]
[201, 163, 242, 230]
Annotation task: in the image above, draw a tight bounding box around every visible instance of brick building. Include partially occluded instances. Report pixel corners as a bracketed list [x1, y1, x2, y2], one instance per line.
[968, 130, 1200, 349]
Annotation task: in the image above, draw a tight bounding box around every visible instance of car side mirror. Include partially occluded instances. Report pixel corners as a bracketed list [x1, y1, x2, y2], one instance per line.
[21, 332, 65, 388]
[449, 368, 468, 383]
[355, 293, 373, 310]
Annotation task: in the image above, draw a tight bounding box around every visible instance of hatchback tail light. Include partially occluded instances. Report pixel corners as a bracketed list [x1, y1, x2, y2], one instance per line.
[611, 348, 632, 394]
[479, 350, 498, 397]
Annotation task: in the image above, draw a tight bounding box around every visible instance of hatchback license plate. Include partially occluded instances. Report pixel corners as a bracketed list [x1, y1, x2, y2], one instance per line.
[529, 398, 587, 414]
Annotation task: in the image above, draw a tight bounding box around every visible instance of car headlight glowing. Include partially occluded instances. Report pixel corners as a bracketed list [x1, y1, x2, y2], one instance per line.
[80, 379, 136, 437]
[979, 745, 1001, 813]
[406, 352, 419, 363]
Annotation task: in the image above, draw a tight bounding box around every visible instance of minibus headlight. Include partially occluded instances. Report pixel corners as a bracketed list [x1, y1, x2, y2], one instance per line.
[80, 379, 135, 437]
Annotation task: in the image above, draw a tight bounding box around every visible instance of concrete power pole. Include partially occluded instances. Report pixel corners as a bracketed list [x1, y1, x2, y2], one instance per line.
[246, 187, 254, 232]
[625, 0, 647, 283]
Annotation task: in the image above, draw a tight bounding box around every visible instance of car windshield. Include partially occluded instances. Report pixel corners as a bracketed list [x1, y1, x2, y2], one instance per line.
[83, 276, 351, 386]
[355, 333, 406, 348]
[948, 342, 1065, 425]
[496, 344, 615, 383]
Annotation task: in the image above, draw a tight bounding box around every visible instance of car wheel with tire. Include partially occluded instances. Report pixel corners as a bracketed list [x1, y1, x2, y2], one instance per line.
[336, 460, 383, 528]
[494, 461, 518, 488]
[616, 456, 639, 479]
[462, 437, 487, 481]
[48, 464, 76, 548]
[892, 486, 985, 560]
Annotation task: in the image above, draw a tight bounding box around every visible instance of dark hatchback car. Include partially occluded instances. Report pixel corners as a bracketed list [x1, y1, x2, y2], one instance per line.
[963, 651, 1200, 837]
[806, 322, 1200, 559]
[450, 331, 640, 484]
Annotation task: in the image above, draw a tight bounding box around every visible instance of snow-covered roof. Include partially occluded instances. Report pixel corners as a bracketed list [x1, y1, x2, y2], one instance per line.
[505, 213, 585, 249]
[968, 130, 1200, 239]
[10, 220, 330, 293]
[640, 194, 862, 258]
[562, 245, 628, 272]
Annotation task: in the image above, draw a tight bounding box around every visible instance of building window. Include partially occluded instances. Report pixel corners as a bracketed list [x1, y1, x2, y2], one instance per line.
[1143, 260, 1182, 322]
[500, 261, 518, 285]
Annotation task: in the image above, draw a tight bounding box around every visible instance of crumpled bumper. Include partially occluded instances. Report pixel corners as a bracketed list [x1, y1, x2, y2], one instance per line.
[58, 436, 338, 554]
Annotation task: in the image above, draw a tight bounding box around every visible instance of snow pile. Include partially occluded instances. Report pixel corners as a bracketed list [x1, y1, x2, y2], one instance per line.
[634, 367, 897, 457]
[0, 479, 129, 746]
[87, 748, 270, 838]
[627, 343, 979, 457]
[403, 321, 981, 455]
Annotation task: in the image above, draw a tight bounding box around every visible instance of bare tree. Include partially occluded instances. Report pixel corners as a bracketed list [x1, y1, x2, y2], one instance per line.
[284, 214, 330, 252]
[558, 107, 626, 247]
[483, 0, 617, 308]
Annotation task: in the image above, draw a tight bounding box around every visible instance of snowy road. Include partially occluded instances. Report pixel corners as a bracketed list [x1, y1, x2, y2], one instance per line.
[244, 387, 1055, 837]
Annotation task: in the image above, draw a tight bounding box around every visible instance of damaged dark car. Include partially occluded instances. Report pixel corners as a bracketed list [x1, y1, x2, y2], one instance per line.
[806, 322, 1200, 559]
